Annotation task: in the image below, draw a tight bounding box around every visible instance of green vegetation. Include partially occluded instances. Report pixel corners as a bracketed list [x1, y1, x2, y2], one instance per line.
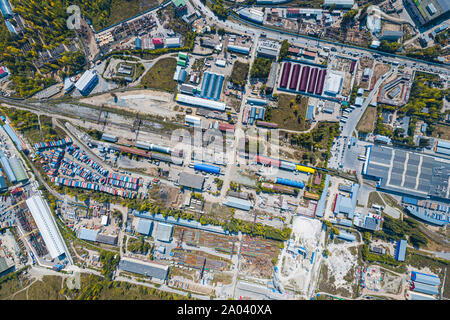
[375, 216, 428, 248]
[401, 72, 448, 122]
[230, 61, 249, 86]
[86, 128, 103, 140]
[378, 40, 401, 53]
[288, 121, 340, 167]
[356, 106, 377, 134]
[27, 276, 65, 300]
[99, 251, 120, 280]
[204, 0, 228, 19]
[140, 58, 178, 92]
[0, 0, 88, 97]
[264, 93, 310, 131]
[406, 45, 444, 63]
[367, 191, 384, 209]
[250, 57, 272, 79]
[73, 274, 189, 300]
[127, 237, 152, 255]
[278, 40, 290, 62]
[214, 178, 223, 191]
[361, 244, 402, 266]
[341, 9, 358, 29]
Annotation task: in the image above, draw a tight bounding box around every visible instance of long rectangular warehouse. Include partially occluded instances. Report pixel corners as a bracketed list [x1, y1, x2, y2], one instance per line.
[26, 195, 66, 260]
[118, 257, 169, 281]
[176, 94, 226, 111]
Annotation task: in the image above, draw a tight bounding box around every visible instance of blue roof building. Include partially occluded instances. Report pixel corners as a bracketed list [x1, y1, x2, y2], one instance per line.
[315, 174, 330, 218]
[411, 282, 439, 295]
[395, 239, 407, 261]
[227, 44, 250, 55]
[2, 124, 23, 151]
[135, 37, 142, 50]
[0, 176, 7, 192]
[0, 0, 13, 19]
[337, 231, 356, 242]
[411, 271, 441, 286]
[0, 152, 16, 183]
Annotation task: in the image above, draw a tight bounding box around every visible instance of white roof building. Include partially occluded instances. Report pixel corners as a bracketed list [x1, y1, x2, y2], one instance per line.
[26, 196, 66, 259]
[324, 73, 343, 96]
[176, 93, 226, 111]
[75, 69, 98, 94]
[166, 37, 181, 47]
[101, 215, 109, 226]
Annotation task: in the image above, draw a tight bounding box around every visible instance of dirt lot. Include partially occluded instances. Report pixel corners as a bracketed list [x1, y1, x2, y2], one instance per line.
[373, 63, 391, 81]
[357, 106, 377, 134]
[431, 124, 450, 140]
[80, 89, 180, 119]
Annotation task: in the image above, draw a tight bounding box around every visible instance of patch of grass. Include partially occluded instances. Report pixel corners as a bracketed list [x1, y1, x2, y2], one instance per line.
[27, 276, 65, 300]
[230, 61, 249, 86]
[266, 93, 310, 131]
[99, 0, 161, 30]
[141, 58, 178, 92]
[367, 191, 384, 209]
[357, 106, 377, 134]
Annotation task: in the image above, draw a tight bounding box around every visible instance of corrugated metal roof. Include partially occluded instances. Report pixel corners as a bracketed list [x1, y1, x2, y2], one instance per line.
[75, 69, 98, 92]
[27, 196, 66, 259]
[179, 172, 205, 190]
[223, 196, 252, 211]
[137, 219, 153, 235]
[119, 257, 169, 280]
[9, 157, 27, 182]
[155, 222, 173, 242]
[412, 282, 439, 295]
[78, 228, 99, 242]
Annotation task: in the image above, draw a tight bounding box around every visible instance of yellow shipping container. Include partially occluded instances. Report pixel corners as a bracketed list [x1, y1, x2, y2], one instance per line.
[296, 165, 315, 174]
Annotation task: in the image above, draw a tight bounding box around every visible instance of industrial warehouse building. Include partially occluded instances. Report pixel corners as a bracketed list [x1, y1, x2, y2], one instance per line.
[237, 8, 265, 24]
[26, 196, 67, 260]
[222, 196, 252, 211]
[227, 44, 250, 55]
[278, 62, 328, 97]
[137, 219, 153, 235]
[178, 172, 205, 191]
[154, 222, 173, 242]
[118, 257, 169, 281]
[363, 144, 450, 204]
[0, 176, 7, 192]
[411, 271, 441, 286]
[323, 73, 343, 96]
[78, 228, 118, 246]
[395, 239, 407, 261]
[133, 211, 227, 235]
[200, 72, 225, 100]
[403, 0, 449, 27]
[176, 94, 226, 112]
[0, 256, 14, 277]
[165, 37, 181, 48]
[75, 69, 98, 96]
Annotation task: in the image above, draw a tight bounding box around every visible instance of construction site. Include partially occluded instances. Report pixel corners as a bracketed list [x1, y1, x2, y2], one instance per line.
[328, 56, 356, 97]
[275, 216, 323, 297]
[319, 241, 359, 298]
